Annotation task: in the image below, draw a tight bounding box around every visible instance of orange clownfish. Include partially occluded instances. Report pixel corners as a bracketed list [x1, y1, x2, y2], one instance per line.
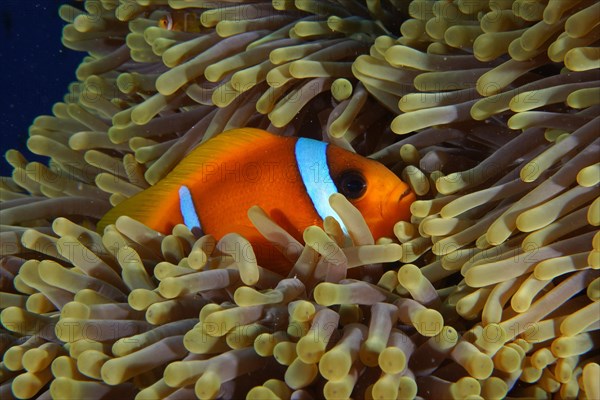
[158, 11, 202, 32]
[98, 129, 415, 273]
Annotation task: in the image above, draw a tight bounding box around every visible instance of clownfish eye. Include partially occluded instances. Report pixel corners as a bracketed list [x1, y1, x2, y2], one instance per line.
[338, 170, 367, 200]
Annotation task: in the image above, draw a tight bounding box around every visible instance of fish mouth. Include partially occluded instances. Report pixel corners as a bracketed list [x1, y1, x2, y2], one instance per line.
[381, 185, 414, 220]
[392, 185, 416, 220]
[398, 187, 412, 202]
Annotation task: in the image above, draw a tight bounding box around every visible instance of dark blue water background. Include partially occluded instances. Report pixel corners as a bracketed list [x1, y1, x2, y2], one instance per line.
[0, 1, 82, 177]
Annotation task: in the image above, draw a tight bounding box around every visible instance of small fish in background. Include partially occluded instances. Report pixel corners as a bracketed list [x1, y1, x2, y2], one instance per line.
[158, 11, 202, 32]
[98, 129, 415, 273]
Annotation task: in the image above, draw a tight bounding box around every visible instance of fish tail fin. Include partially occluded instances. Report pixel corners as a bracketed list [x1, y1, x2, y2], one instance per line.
[96, 182, 180, 234]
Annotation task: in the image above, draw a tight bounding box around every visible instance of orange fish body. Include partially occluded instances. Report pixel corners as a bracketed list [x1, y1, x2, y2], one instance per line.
[98, 129, 415, 273]
[158, 11, 202, 32]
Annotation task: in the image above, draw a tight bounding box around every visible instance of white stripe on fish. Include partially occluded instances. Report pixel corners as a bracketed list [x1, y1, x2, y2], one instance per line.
[179, 185, 201, 230]
[294, 138, 348, 235]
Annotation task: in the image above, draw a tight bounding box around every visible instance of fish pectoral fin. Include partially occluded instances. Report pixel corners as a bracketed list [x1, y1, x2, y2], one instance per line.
[222, 226, 299, 272]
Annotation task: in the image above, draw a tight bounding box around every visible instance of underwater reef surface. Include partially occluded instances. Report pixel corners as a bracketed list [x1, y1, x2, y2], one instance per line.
[0, 0, 599, 399]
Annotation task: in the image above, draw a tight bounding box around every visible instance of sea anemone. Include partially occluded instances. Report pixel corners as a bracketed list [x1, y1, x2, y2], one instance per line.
[1, 0, 599, 399]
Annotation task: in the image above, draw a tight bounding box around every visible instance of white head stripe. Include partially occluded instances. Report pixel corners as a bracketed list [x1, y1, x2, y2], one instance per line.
[179, 185, 201, 230]
[295, 138, 348, 235]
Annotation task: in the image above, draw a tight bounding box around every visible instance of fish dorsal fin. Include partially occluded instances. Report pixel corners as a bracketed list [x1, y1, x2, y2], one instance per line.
[168, 128, 280, 182]
[97, 128, 279, 233]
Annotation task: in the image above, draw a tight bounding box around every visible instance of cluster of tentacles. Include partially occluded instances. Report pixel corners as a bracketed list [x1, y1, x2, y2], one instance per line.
[1, 0, 599, 399]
